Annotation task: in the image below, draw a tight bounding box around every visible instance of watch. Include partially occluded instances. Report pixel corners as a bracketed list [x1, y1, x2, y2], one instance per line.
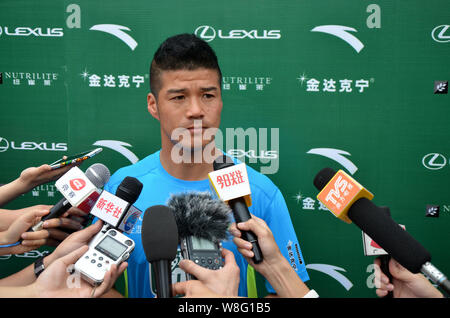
[34, 256, 46, 278]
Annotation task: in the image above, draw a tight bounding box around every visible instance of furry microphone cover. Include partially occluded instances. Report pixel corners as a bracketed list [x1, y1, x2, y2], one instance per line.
[167, 192, 232, 243]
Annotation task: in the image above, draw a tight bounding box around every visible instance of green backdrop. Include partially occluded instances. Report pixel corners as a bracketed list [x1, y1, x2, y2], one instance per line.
[1, 0, 449, 298]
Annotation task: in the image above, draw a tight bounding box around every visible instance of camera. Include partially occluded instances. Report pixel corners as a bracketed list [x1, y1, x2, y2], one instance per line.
[74, 229, 134, 285]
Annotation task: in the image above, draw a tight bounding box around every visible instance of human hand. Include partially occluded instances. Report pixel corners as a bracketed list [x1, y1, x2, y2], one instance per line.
[20, 208, 86, 249]
[229, 214, 283, 274]
[17, 163, 74, 193]
[42, 220, 104, 266]
[374, 257, 444, 298]
[30, 245, 127, 298]
[178, 248, 240, 297]
[172, 280, 228, 298]
[0, 206, 52, 255]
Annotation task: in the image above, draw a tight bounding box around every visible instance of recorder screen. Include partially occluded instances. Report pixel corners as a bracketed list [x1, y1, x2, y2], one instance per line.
[95, 235, 128, 261]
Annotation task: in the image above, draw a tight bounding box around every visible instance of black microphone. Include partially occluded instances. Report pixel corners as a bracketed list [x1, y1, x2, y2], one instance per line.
[115, 176, 143, 205]
[167, 191, 231, 279]
[31, 163, 110, 232]
[141, 205, 179, 298]
[212, 155, 263, 264]
[89, 176, 144, 244]
[314, 168, 450, 296]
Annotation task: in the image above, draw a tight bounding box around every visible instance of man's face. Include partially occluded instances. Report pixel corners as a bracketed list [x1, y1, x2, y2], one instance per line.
[147, 68, 223, 154]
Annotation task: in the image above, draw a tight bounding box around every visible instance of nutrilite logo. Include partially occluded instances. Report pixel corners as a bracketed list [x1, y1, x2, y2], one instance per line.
[194, 25, 281, 42]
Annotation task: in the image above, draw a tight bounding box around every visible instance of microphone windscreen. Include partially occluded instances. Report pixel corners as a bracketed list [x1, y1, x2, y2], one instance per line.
[141, 205, 179, 262]
[313, 167, 336, 191]
[213, 155, 235, 171]
[85, 163, 111, 188]
[348, 198, 431, 273]
[116, 176, 143, 204]
[167, 192, 231, 242]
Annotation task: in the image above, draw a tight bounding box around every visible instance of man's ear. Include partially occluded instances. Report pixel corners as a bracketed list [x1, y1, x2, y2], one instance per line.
[147, 93, 159, 121]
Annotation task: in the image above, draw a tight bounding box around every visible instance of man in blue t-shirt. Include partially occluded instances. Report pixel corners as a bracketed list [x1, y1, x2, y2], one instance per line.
[103, 33, 309, 298]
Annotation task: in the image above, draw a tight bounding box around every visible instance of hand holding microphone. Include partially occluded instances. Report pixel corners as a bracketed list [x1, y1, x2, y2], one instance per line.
[374, 257, 444, 298]
[314, 167, 450, 297]
[230, 214, 313, 298]
[210, 155, 263, 264]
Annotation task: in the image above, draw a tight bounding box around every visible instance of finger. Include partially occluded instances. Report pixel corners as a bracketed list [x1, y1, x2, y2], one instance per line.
[59, 245, 89, 267]
[232, 236, 253, 251]
[71, 220, 103, 241]
[43, 218, 83, 231]
[229, 223, 241, 238]
[172, 281, 188, 297]
[179, 259, 210, 280]
[376, 288, 388, 297]
[21, 209, 50, 225]
[66, 207, 89, 218]
[21, 229, 50, 241]
[46, 228, 70, 242]
[21, 239, 47, 247]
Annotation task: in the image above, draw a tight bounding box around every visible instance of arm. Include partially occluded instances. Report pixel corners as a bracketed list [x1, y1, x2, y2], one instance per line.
[230, 215, 311, 298]
[0, 163, 74, 207]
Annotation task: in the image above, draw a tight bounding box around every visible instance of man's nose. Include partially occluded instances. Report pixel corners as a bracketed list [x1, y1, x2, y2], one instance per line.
[186, 97, 205, 119]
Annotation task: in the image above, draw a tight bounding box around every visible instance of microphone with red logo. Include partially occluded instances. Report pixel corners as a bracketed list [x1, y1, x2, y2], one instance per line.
[31, 163, 110, 232]
[210, 155, 263, 264]
[314, 167, 450, 296]
[89, 176, 143, 233]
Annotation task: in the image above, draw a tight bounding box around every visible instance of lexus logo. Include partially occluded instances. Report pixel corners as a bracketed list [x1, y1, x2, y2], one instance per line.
[432, 25, 450, 43]
[195, 25, 216, 42]
[422, 153, 447, 170]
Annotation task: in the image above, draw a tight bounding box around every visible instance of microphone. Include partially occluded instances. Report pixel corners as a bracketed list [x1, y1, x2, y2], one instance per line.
[209, 155, 263, 264]
[314, 167, 450, 296]
[167, 191, 231, 279]
[141, 205, 179, 298]
[31, 163, 110, 232]
[88, 177, 143, 247]
[361, 206, 394, 298]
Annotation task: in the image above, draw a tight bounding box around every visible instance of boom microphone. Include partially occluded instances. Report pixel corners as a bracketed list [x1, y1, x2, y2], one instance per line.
[31, 163, 110, 232]
[210, 155, 263, 264]
[141, 205, 179, 298]
[314, 167, 450, 296]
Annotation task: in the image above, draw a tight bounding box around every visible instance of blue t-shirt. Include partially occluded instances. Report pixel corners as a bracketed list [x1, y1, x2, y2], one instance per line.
[103, 150, 309, 297]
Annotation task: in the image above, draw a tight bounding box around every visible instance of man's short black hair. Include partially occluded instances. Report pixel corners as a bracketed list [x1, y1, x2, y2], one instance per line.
[149, 33, 222, 98]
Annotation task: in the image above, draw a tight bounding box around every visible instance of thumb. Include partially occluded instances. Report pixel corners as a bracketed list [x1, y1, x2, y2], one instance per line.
[58, 245, 89, 267]
[179, 258, 208, 280]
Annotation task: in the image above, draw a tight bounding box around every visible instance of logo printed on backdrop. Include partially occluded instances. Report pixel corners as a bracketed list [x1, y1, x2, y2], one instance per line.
[434, 81, 448, 94]
[422, 153, 447, 170]
[307, 148, 358, 175]
[0, 26, 64, 38]
[89, 24, 138, 51]
[297, 74, 373, 93]
[194, 25, 281, 42]
[0, 137, 67, 152]
[311, 25, 365, 53]
[431, 25, 450, 43]
[222, 76, 272, 91]
[1, 71, 59, 87]
[426, 205, 440, 217]
[93, 140, 139, 164]
[81, 69, 147, 88]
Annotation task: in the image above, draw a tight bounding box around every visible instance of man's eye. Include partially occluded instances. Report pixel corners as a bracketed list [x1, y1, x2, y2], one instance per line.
[203, 94, 214, 99]
[171, 95, 185, 101]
